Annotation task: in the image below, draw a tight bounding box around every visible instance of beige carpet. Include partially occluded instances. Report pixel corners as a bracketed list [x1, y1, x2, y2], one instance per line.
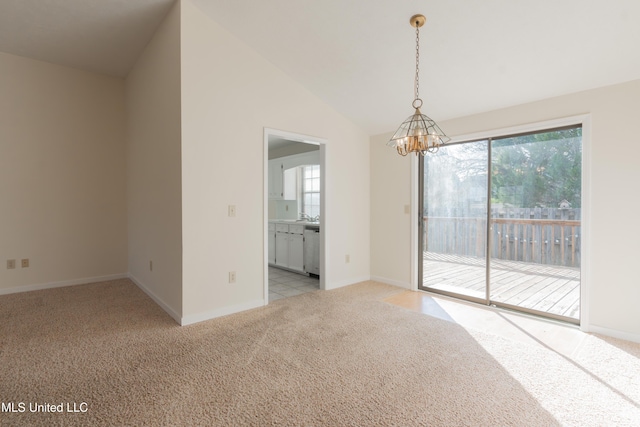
[1, 279, 638, 426]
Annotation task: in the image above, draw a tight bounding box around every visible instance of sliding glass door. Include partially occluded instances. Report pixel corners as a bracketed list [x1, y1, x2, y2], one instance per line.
[420, 140, 489, 302]
[419, 126, 582, 323]
[489, 128, 582, 320]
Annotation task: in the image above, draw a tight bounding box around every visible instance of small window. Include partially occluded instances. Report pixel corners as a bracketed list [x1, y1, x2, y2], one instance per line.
[302, 165, 320, 219]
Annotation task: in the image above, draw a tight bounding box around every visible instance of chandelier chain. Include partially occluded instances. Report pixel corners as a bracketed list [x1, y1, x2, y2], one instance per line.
[387, 13, 450, 156]
[414, 24, 420, 103]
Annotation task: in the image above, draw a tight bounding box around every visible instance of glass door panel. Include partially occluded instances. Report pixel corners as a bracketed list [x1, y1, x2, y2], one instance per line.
[420, 141, 489, 302]
[489, 128, 582, 320]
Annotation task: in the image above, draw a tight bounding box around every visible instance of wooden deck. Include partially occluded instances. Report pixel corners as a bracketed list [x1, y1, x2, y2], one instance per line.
[422, 252, 580, 320]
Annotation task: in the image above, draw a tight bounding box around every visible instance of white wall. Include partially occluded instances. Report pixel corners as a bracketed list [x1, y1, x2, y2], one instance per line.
[269, 143, 318, 160]
[370, 139, 413, 288]
[180, 0, 370, 322]
[125, 1, 182, 319]
[371, 79, 640, 341]
[0, 52, 127, 293]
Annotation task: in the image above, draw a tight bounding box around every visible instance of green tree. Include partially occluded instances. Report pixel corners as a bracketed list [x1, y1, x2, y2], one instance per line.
[491, 128, 582, 208]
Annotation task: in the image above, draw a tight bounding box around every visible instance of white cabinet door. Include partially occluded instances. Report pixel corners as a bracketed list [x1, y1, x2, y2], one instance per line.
[269, 160, 283, 199]
[268, 161, 274, 198]
[270, 151, 320, 200]
[268, 225, 276, 265]
[288, 233, 304, 272]
[275, 232, 288, 267]
[272, 223, 305, 273]
[283, 167, 297, 200]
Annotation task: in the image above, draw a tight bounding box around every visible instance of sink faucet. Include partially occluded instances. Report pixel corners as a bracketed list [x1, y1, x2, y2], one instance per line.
[299, 213, 320, 222]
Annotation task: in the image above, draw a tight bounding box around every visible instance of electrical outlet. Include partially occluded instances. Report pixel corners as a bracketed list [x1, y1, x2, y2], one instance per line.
[228, 205, 236, 217]
[404, 204, 410, 214]
[7, 259, 16, 269]
[229, 271, 236, 283]
[21, 259, 29, 268]
[345, 254, 350, 263]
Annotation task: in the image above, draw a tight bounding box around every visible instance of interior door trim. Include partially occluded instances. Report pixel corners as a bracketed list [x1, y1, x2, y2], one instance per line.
[263, 128, 328, 304]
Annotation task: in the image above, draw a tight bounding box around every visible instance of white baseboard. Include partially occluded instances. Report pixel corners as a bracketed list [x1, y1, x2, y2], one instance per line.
[370, 275, 411, 290]
[128, 273, 181, 325]
[181, 299, 265, 326]
[8, 273, 637, 344]
[583, 324, 640, 344]
[0, 273, 129, 296]
[324, 276, 372, 291]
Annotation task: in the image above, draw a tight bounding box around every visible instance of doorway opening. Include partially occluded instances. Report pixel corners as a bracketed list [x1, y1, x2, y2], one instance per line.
[419, 124, 583, 324]
[263, 128, 327, 304]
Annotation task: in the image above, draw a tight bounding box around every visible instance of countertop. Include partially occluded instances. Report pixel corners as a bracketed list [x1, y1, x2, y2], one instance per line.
[270, 219, 321, 227]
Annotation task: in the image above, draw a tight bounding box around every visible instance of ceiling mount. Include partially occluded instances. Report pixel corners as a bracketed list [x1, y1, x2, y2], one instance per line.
[410, 14, 426, 28]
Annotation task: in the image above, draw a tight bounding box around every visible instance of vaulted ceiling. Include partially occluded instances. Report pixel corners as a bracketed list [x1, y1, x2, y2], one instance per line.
[2, 0, 640, 135]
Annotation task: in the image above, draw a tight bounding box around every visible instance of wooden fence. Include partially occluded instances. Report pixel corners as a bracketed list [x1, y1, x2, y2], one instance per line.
[423, 208, 581, 267]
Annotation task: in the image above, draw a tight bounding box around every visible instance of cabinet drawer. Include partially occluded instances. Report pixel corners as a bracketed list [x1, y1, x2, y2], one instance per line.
[275, 223, 289, 233]
[268, 223, 276, 232]
[289, 224, 304, 235]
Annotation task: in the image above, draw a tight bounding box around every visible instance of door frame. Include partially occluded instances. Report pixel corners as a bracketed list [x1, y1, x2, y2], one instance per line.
[412, 114, 592, 329]
[263, 128, 328, 304]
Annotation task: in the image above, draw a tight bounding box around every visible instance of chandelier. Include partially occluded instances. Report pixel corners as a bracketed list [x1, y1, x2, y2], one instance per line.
[388, 14, 450, 156]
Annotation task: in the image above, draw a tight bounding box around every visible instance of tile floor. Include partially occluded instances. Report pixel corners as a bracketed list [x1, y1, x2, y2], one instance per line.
[269, 267, 320, 302]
